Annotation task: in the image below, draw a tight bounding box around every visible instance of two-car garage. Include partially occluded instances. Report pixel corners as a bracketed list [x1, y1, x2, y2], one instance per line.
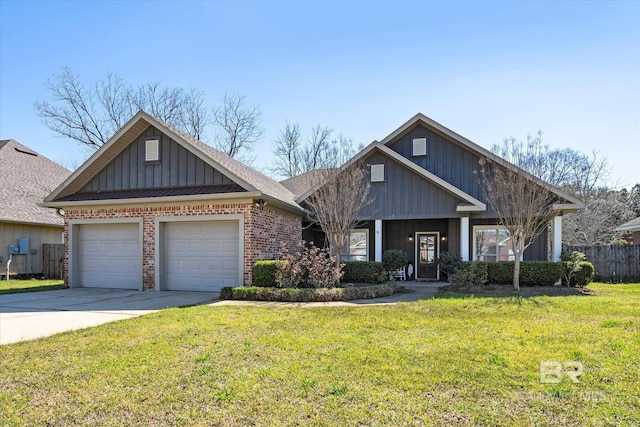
[69, 216, 243, 292]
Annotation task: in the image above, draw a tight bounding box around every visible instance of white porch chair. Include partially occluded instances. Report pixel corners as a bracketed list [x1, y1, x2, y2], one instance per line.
[389, 267, 406, 281]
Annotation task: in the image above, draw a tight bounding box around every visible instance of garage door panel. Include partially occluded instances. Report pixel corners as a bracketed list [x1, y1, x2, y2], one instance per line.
[164, 221, 239, 292]
[79, 223, 140, 289]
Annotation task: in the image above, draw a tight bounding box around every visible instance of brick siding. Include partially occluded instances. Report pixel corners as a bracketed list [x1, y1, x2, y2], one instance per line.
[64, 202, 301, 290]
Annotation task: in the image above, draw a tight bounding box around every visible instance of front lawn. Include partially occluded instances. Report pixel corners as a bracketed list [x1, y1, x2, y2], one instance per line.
[0, 279, 65, 295]
[1, 283, 638, 426]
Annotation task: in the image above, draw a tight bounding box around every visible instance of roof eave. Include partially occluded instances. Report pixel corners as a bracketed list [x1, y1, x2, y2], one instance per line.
[0, 218, 64, 228]
[42, 191, 262, 208]
[456, 204, 486, 213]
[615, 224, 640, 232]
[553, 203, 584, 213]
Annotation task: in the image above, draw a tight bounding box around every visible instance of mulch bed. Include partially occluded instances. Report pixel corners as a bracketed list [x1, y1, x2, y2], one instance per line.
[438, 284, 595, 297]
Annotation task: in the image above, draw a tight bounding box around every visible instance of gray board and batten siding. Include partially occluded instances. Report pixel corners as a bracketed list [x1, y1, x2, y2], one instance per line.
[359, 150, 468, 220]
[386, 123, 485, 204]
[80, 126, 237, 194]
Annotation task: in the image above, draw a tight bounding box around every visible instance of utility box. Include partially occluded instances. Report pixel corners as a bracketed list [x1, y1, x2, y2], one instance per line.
[18, 238, 29, 255]
[9, 244, 20, 255]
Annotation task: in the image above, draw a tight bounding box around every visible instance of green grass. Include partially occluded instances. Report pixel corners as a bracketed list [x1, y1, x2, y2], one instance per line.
[1, 283, 639, 426]
[0, 279, 65, 294]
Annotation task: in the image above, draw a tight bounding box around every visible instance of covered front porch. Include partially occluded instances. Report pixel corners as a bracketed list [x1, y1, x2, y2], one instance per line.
[303, 215, 564, 282]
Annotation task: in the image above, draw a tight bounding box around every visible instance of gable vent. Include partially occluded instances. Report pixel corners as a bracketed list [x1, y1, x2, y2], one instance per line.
[371, 164, 385, 182]
[145, 139, 159, 161]
[412, 138, 427, 156]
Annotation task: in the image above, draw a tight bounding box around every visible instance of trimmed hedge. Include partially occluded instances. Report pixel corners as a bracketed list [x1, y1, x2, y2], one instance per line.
[253, 260, 278, 287]
[451, 261, 488, 287]
[569, 261, 595, 287]
[342, 261, 387, 284]
[220, 284, 400, 302]
[477, 261, 563, 286]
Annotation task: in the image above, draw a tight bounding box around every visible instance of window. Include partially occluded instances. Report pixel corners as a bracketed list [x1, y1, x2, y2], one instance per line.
[340, 229, 369, 261]
[145, 139, 160, 162]
[473, 226, 515, 261]
[371, 164, 385, 182]
[412, 137, 427, 156]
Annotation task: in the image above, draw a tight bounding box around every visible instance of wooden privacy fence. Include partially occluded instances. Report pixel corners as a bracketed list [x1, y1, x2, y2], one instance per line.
[42, 243, 64, 280]
[564, 245, 640, 283]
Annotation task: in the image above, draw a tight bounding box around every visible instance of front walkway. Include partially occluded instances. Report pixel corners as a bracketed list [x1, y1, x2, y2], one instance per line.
[210, 281, 448, 308]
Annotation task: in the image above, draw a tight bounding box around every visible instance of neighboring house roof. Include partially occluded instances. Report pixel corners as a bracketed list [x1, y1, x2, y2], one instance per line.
[0, 140, 71, 226]
[44, 111, 303, 213]
[379, 113, 584, 211]
[616, 217, 640, 232]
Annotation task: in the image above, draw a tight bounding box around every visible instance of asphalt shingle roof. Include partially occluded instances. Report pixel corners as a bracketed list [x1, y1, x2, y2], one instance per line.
[139, 113, 302, 211]
[618, 216, 640, 229]
[280, 169, 334, 199]
[0, 140, 71, 226]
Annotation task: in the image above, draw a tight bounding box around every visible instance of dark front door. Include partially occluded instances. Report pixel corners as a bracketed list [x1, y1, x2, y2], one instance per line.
[416, 232, 439, 281]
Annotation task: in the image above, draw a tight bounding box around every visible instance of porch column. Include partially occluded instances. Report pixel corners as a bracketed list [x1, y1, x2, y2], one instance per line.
[460, 217, 470, 261]
[552, 215, 562, 262]
[375, 219, 382, 262]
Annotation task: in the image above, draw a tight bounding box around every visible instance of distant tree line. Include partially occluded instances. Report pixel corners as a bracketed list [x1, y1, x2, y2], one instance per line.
[489, 132, 639, 246]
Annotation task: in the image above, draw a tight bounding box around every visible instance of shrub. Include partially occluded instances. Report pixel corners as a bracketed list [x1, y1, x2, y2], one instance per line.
[484, 261, 562, 286]
[569, 261, 594, 287]
[486, 262, 511, 285]
[519, 262, 563, 286]
[274, 241, 342, 289]
[220, 283, 401, 302]
[382, 249, 409, 272]
[561, 251, 586, 287]
[437, 252, 463, 282]
[253, 260, 278, 287]
[342, 261, 387, 284]
[450, 261, 488, 289]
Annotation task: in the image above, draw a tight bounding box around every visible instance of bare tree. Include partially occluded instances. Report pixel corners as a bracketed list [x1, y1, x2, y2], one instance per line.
[272, 122, 357, 179]
[301, 124, 334, 171]
[272, 121, 303, 178]
[35, 67, 210, 149]
[182, 88, 209, 141]
[303, 161, 371, 274]
[490, 134, 618, 247]
[480, 133, 561, 291]
[211, 93, 263, 162]
[563, 188, 630, 245]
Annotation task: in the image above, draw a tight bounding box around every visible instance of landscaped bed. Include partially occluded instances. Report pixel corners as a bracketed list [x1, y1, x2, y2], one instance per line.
[220, 283, 401, 302]
[0, 279, 65, 295]
[0, 283, 638, 426]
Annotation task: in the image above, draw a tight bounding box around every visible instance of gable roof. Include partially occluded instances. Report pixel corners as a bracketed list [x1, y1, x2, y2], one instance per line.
[0, 140, 71, 226]
[380, 113, 584, 211]
[295, 141, 486, 212]
[44, 111, 303, 213]
[280, 169, 335, 200]
[616, 216, 640, 232]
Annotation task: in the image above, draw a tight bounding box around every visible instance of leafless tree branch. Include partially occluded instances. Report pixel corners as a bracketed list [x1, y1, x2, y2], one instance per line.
[211, 93, 264, 162]
[303, 161, 371, 276]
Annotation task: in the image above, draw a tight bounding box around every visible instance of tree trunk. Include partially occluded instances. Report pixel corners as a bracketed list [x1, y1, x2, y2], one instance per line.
[513, 256, 521, 292]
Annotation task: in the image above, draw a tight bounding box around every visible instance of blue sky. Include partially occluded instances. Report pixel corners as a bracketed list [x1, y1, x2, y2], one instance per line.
[1, 0, 638, 188]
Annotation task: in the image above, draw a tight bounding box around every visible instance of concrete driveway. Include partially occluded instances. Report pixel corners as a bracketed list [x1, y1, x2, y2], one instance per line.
[0, 288, 218, 345]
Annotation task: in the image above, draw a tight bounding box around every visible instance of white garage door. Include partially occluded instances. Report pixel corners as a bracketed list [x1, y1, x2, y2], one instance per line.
[79, 223, 140, 289]
[164, 221, 240, 292]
